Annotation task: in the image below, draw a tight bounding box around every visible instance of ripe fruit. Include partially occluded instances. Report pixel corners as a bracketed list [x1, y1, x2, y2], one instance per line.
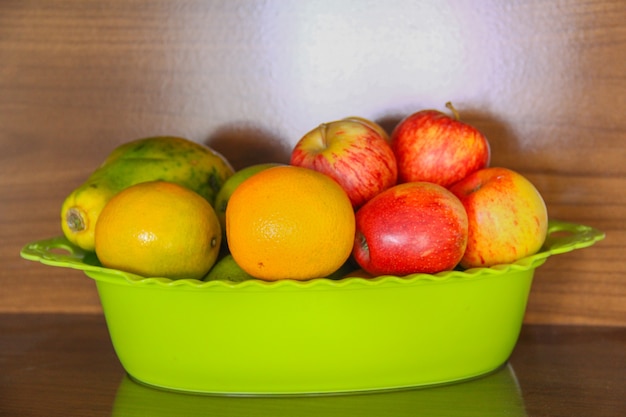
[62, 136, 234, 251]
[226, 165, 355, 281]
[94, 181, 221, 280]
[449, 167, 548, 268]
[391, 103, 490, 187]
[290, 117, 398, 208]
[214, 163, 283, 238]
[342, 116, 390, 141]
[204, 254, 255, 283]
[353, 182, 468, 276]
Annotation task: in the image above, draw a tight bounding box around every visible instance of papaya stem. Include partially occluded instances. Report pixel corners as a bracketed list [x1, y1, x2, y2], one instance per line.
[66, 208, 86, 232]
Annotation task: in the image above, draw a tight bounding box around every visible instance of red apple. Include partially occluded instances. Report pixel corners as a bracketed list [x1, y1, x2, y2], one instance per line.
[449, 167, 548, 268]
[290, 117, 397, 208]
[352, 182, 468, 276]
[390, 102, 490, 187]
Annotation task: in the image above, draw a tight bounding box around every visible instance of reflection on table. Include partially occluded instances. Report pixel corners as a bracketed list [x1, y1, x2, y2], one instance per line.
[111, 363, 526, 417]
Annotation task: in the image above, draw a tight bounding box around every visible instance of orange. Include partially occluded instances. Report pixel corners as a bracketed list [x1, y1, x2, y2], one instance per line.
[226, 165, 355, 281]
[94, 181, 221, 280]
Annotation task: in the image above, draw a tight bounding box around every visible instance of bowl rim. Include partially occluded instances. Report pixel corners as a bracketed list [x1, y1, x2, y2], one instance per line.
[20, 220, 604, 290]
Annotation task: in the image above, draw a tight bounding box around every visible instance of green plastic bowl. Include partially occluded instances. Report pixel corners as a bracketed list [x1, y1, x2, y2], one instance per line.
[21, 220, 604, 396]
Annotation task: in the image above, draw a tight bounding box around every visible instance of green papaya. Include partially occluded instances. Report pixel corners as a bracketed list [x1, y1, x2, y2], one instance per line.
[61, 136, 234, 251]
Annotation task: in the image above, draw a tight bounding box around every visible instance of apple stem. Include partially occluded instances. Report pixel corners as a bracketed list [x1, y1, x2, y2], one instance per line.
[445, 102, 460, 121]
[319, 123, 329, 149]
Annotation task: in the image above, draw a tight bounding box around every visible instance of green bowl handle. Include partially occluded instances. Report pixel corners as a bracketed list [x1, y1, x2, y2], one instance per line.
[543, 220, 606, 255]
[20, 236, 100, 269]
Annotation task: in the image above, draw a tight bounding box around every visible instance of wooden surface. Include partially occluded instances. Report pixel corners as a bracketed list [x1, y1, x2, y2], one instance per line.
[1, 1, 625, 325]
[0, 314, 624, 416]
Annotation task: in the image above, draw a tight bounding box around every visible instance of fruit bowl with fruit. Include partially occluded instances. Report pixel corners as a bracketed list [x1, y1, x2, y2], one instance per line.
[21, 220, 603, 395]
[21, 108, 605, 395]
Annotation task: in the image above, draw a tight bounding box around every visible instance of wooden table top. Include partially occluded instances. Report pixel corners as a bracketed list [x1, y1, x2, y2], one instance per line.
[1, 314, 623, 417]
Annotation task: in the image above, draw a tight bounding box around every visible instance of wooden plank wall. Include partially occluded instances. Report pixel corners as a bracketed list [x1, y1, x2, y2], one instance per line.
[1, 0, 624, 325]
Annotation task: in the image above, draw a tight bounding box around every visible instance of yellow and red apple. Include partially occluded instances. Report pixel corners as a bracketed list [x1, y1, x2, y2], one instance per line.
[342, 116, 390, 142]
[290, 118, 397, 208]
[391, 103, 490, 188]
[449, 167, 548, 268]
[352, 182, 468, 275]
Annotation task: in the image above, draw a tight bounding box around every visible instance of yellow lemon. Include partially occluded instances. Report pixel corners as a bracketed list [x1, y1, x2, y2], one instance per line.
[94, 181, 221, 280]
